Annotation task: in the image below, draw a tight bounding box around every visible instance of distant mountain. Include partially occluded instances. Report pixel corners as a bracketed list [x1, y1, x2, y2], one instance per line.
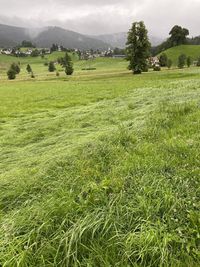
[0, 23, 165, 50]
[0, 24, 28, 47]
[0, 24, 110, 50]
[34, 27, 110, 50]
[92, 32, 164, 48]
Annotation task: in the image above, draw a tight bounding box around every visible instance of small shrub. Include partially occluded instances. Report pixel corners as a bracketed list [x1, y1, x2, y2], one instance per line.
[186, 56, 192, 68]
[65, 65, 74, 75]
[142, 65, 149, 72]
[153, 65, 161, 71]
[159, 53, 168, 67]
[56, 71, 60, 77]
[48, 61, 56, 72]
[167, 59, 172, 69]
[178, 54, 186, 68]
[196, 57, 200, 67]
[10, 63, 20, 74]
[7, 68, 16, 80]
[26, 64, 32, 73]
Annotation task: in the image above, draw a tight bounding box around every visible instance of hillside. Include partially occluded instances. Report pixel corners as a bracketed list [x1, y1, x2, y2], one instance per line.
[159, 45, 200, 64]
[0, 24, 28, 47]
[0, 24, 110, 50]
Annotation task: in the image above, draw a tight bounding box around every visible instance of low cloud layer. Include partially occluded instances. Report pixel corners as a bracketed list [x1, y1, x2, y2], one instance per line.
[0, 0, 199, 37]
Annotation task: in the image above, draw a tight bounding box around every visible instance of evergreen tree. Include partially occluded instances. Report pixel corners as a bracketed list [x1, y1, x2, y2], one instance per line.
[26, 64, 32, 73]
[48, 61, 56, 72]
[7, 68, 16, 80]
[62, 53, 74, 75]
[178, 54, 186, 68]
[126, 21, 151, 74]
[186, 56, 192, 67]
[10, 63, 20, 74]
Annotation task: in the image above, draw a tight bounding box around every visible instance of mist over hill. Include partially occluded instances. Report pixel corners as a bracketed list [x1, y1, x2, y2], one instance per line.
[0, 23, 164, 50]
[91, 32, 164, 48]
[0, 24, 110, 50]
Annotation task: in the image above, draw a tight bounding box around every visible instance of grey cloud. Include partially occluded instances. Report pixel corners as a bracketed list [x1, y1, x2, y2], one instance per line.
[0, 0, 199, 37]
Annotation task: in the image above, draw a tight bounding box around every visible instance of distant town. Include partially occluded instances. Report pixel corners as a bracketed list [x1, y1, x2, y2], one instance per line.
[0, 41, 126, 59]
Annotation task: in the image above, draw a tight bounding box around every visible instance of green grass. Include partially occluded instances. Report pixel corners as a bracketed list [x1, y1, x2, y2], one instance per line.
[0, 62, 200, 266]
[159, 45, 200, 65]
[0, 51, 78, 74]
[0, 53, 127, 80]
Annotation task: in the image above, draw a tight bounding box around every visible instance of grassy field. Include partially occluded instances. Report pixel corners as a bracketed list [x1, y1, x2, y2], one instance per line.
[159, 45, 200, 65]
[0, 57, 200, 266]
[0, 53, 128, 80]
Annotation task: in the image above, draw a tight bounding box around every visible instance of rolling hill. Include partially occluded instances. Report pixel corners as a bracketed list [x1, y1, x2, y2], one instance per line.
[159, 45, 200, 64]
[0, 24, 110, 50]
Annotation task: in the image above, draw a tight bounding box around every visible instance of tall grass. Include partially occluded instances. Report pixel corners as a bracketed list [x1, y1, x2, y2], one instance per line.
[0, 68, 200, 266]
[1, 101, 200, 266]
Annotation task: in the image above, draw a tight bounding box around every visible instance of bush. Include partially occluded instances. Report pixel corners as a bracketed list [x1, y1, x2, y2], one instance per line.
[178, 54, 186, 68]
[65, 65, 74, 75]
[7, 68, 16, 80]
[48, 61, 56, 72]
[167, 59, 172, 69]
[186, 56, 192, 67]
[44, 62, 48, 66]
[153, 65, 161, 71]
[56, 71, 60, 77]
[142, 65, 149, 72]
[159, 53, 168, 67]
[10, 63, 20, 74]
[26, 64, 32, 73]
[196, 57, 200, 67]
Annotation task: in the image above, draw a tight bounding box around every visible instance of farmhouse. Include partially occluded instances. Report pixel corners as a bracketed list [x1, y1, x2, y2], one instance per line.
[1, 49, 12, 55]
[149, 56, 160, 66]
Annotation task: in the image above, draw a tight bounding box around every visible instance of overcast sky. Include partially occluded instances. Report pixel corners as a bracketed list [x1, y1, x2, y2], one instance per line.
[0, 0, 199, 37]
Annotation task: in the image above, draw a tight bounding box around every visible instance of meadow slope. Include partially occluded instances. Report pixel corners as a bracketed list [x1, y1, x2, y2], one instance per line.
[0, 67, 200, 266]
[159, 45, 200, 65]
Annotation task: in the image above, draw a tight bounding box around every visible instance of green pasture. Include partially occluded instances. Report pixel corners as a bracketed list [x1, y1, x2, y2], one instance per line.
[159, 45, 200, 65]
[0, 52, 128, 80]
[0, 55, 200, 266]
